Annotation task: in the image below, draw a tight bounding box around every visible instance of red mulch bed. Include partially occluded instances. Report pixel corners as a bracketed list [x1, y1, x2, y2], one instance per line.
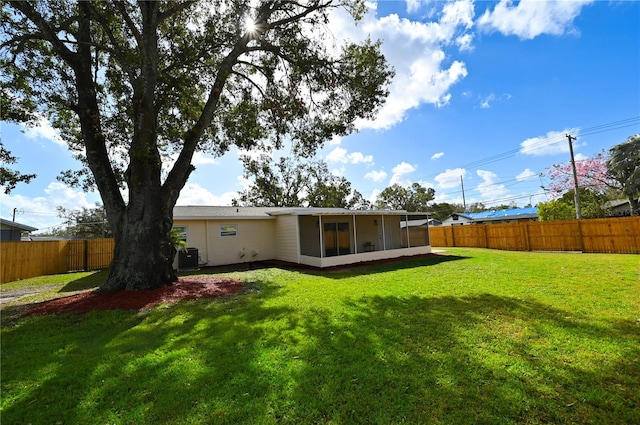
[25, 277, 243, 316]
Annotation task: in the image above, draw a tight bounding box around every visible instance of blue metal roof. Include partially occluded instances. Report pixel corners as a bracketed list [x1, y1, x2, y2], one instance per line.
[463, 207, 538, 220]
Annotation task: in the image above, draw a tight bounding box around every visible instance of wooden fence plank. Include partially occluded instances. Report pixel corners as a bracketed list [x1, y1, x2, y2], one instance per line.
[88, 238, 115, 269]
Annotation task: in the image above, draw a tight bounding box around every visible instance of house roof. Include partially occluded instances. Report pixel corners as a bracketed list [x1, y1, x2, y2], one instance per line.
[0, 218, 38, 232]
[174, 206, 277, 220]
[173, 206, 427, 220]
[449, 207, 538, 222]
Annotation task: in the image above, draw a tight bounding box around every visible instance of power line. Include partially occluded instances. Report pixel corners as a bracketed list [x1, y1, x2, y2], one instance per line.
[416, 116, 640, 181]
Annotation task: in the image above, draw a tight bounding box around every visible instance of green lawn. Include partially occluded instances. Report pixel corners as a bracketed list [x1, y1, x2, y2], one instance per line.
[1, 248, 639, 424]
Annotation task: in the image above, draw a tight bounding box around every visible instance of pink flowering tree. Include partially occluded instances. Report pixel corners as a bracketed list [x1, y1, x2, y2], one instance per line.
[544, 151, 619, 199]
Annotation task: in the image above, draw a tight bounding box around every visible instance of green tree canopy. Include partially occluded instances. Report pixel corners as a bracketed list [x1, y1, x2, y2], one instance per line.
[2, 0, 393, 290]
[234, 156, 369, 209]
[55, 205, 113, 238]
[428, 202, 463, 222]
[537, 199, 575, 221]
[375, 183, 435, 212]
[559, 188, 610, 219]
[0, 142, 36, 194]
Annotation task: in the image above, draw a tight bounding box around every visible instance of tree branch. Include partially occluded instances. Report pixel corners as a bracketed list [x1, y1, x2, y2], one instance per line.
[7, 1, 77, 66]
[269, 0, 332, 28]
[230, 70, 267, 98]
[113, 1, 143, 49]
[86, 3, 137, 82]
[158, 1, 196, 22]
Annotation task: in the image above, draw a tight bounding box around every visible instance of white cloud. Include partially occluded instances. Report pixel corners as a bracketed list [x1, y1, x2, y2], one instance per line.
[431, 152, 445, 160]
[574, 153, 588, 161]
[330, 1, 474, 130]
[0, 181, 96, 231]
[435, 168, 466, 189]
[176, 182, 236, 206]
[516, 168, 537, 181]
[480, 93, 496, 109]
[326, 147, 348, 163]
[368, 188, 381, 205]
[477, 0, 594, 40]
[476, 170, 509, 199]
[406, 0, 421, 14]
[329, 136, 342, 146]
[326, 147, 374, 164]
[22, 116, 65, 146]
[237, 175, 252, 191]
[389, 162, 416, 186]
[192, 152, 218, 165]
[519, 128, 580, 156]
[365, 170, 388, 182]
[478, 92, 512, 109]
[331, 166, 346, 176]
[456, 33, 474, 51]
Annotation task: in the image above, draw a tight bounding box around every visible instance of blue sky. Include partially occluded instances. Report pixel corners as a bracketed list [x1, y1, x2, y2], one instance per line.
[1, 0, 639, 232]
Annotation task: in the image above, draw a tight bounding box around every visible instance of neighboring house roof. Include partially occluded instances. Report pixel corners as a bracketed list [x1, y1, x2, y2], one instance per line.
[173, 205, 427, 220]
[0, 218, 38, 232]
[465, 207, 538, 221]
[400, 218, 442, 228]
[444, 207, 538, 224]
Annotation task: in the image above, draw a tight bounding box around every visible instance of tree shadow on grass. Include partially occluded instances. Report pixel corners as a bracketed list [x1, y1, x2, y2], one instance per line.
[285, 295, 640, 424]
[59, 269, 110, 292]
[191, 252, 470, 281]
[2, 287, 638, 424]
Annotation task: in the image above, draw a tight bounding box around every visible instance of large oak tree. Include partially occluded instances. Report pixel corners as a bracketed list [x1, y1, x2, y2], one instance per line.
[1, 1, 393, 290]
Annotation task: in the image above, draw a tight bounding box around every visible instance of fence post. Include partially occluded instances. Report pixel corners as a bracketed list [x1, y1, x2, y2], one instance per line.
[83, 239, 89, 271]
[523, 222, 531, 252]
[483, 224, 488, 248]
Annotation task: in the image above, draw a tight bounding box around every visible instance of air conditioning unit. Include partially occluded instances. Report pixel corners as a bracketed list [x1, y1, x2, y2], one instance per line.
[178, 247, 198, 269]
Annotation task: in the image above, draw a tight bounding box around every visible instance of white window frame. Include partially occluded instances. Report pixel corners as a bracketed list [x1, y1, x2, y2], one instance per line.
[220, 224, 238, 237]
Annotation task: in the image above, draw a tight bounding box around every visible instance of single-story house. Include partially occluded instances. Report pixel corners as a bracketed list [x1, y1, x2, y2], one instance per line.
[172, 206, 431, 269]
[0, 218, 38, 241]
[441, 207, 539, 226]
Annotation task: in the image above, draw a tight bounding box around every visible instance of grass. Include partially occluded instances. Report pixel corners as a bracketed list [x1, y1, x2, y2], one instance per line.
[1, 248, 639, 424]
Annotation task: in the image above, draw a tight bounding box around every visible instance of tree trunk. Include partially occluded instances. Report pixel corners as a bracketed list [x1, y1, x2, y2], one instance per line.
[101, 196, 177, 292]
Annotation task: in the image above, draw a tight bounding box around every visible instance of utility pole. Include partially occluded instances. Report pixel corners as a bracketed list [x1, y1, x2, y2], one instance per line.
[460, 175, 467, 212]
[566, 133, 582, 219]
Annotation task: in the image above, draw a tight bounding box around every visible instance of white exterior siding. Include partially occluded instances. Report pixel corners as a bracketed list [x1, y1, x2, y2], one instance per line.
[174, 218, 277, 266]
[275, 215, 299, 263]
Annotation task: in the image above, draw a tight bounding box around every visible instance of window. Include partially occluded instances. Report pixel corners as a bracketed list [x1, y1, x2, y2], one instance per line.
[220, 224, 238, 237]
[173, 226, 187, 243]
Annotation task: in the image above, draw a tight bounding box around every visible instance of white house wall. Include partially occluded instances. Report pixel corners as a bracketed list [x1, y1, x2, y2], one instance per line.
[274, 215, 299, 264]
[173, 218, 277, 266]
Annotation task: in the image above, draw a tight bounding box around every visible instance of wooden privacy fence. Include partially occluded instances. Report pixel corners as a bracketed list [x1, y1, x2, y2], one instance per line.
[429, 216, 640, 254]
[1, 238, 114, 283]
